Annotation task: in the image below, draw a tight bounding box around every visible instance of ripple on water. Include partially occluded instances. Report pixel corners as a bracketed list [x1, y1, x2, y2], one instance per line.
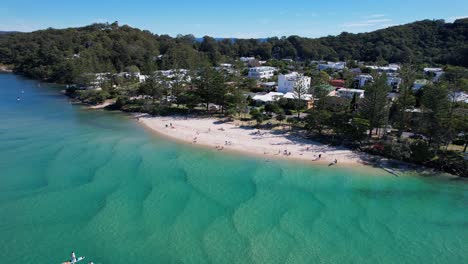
[2, 74, 468, 264]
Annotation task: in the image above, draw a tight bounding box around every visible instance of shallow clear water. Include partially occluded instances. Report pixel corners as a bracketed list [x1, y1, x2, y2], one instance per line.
[0, 73, 467, 264]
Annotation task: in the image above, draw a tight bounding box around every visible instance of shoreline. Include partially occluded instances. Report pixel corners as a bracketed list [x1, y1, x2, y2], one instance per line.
[87, 99, 116, 109]
[136, 114, 422, 175]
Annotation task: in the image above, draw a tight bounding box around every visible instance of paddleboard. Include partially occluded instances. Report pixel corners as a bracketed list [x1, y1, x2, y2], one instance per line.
[62, 256, 85, 264]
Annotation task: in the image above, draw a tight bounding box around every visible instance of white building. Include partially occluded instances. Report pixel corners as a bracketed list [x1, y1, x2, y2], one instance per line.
[336, 88, 365, 99]
[387, 76, 402, 90]
[366, 64, 400, 73]
[138, 74, 148, 83]
[283, 92, 313, 101]
[156, 69, 191, 82]
[252, 92, 284, 103]
[261, 82, 277, 90]
[215, 64, 236, 74]
[251, 91, 313, 104]
[240, 57, 256, 63]
[219, 63, 232, 68]
[424, 68, 444, 82]
[318, 62, 346, 71]
[277, 72, 311, 94]
[450, 91, 468, 104]
[355, 74, 373, 88]
[248, 66, 276, 80]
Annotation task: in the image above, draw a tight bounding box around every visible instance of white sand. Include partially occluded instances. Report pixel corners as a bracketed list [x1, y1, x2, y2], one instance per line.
[138, 115, 375, 166]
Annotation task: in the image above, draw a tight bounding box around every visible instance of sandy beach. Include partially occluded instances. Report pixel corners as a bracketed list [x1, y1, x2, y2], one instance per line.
[138, 115, 380, 167]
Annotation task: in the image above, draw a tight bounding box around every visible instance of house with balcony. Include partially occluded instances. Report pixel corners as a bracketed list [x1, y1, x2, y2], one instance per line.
[423, 68, 444, 82]
[354, 74, 373, 88]
[336, 88, 365, 99]
[248, 66, 276, 80]
[277, 72, 311, 93]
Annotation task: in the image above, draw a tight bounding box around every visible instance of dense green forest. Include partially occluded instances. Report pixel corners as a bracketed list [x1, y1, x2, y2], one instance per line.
[1, 19, 468, 83]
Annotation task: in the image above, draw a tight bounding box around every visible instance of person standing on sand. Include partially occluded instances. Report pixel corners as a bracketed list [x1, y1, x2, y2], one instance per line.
[318, 154, 322, 159]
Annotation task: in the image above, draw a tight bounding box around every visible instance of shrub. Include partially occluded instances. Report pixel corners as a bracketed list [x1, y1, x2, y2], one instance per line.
[410, 140, 433, 163]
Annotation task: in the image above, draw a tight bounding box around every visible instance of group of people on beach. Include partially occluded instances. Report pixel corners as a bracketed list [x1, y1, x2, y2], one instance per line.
[255, 130, 267, 137]
[161, 120, 341, 167]
[215, 145, 224, 150]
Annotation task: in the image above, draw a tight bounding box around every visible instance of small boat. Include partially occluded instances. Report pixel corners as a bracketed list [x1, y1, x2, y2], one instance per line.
[16, 97, 21, 101]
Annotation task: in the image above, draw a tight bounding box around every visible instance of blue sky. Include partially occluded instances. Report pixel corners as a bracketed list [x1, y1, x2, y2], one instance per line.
[1, 0, 467, 38]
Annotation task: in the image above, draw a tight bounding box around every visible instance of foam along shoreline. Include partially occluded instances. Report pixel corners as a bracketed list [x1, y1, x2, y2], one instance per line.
[137, 115, 387, 168]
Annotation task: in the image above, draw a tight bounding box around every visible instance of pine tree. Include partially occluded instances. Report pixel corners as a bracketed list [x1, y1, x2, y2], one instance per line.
[359, 74, 391, 138]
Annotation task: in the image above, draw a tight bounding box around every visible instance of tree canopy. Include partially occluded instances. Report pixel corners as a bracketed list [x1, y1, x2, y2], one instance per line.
[1, 19, 468, 83]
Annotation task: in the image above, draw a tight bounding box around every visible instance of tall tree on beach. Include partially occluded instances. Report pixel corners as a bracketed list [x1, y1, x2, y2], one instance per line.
[292, 73, 309, 118]
[359, 74, 391, 138]
[420, 83, 450, 150]
[393, 65, 416, 132]
[139, 73, 165, 104]
[193, 67, 224, 112]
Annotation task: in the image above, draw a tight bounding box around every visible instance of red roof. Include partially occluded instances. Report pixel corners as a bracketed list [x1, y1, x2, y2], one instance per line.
[330, 79, 345, 87]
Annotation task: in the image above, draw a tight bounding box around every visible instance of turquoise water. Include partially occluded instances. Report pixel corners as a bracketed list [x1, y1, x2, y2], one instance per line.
[0, 73, 467, 264]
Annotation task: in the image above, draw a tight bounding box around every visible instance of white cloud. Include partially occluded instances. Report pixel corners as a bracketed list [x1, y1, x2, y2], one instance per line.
[367, 14, 386, 18]
[365, 19, 392, 23]
[343, 17, 393, 28]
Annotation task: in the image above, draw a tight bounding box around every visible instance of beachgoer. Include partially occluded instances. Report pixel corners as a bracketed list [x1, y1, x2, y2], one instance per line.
[318, 154, 322, 159]
[334, 159, 338, 164]
[71, 252, 76, 263]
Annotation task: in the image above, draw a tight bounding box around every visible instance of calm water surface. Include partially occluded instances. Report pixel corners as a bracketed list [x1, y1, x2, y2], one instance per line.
[0, 73, 467, 264]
